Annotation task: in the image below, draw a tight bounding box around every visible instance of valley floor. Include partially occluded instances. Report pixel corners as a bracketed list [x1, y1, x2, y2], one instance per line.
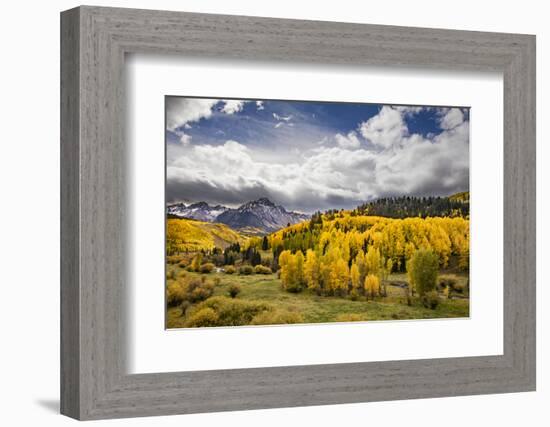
[166, 268, 469, 329]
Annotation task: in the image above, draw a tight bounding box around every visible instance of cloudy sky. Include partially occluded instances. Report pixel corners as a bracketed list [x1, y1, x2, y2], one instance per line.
[166, 96, 469, 213]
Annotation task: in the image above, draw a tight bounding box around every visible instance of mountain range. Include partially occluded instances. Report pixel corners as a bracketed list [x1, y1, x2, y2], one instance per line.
[167, 198, 310, 233]
[167, 201, 229, 222]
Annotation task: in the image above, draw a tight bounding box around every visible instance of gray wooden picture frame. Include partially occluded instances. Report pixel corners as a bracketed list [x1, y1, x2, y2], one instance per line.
[60, 5, 536, 421]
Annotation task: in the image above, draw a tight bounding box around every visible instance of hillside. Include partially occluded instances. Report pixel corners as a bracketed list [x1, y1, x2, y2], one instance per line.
[166, 218, 247, 254]
[269, 211, 469, 273]
[448, 191, 470, 202]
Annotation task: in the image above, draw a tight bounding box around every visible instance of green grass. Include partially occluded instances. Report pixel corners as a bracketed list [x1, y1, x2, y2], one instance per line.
[166, 266, 469, 328]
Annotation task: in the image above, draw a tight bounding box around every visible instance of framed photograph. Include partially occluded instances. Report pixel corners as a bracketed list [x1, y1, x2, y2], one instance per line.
[164, 96, 471, 329]
[61, 6, 536, 420]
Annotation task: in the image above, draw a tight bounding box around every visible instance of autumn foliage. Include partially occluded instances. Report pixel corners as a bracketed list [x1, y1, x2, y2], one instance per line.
[272, 213, 469, 298]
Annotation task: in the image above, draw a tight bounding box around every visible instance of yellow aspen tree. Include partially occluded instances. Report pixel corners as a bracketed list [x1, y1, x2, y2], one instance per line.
[386, 258, 394, 276]
[294, 250, 305, 288]
[355, 249, 367, 284]
[334, 258, 350, 294]
[320, 245, 339, 293]
[270, 234, 283, 253]
[327, 269, 338, 293]
[350, 262, 361, 290]
[340, 237, 351, 264]
[365, 246, 381, 278]
[405, 257, 415, 296]
[286, 254, 297, 288]
[319, 231, 332, 255]
[191, 253, 203, 272]
[364, 274, 380, 300]
[278, 250, 292, 289]
[304, 249, 320, 290]
[404, 242, 416, 261]
[407, 249, 438, 296]
[319, 260, 331, 293]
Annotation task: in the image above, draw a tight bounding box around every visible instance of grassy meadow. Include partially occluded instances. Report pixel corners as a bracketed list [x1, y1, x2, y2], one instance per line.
[166, 260, 469, 329]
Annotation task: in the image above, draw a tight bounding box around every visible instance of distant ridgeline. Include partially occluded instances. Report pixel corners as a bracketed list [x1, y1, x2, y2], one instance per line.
[352, 192, 469, 219]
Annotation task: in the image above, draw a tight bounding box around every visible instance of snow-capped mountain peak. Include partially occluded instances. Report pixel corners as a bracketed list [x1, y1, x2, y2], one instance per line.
[167, 198, 310, 232]
[167, 201, 229, 222]
[216, 198, 309, 232]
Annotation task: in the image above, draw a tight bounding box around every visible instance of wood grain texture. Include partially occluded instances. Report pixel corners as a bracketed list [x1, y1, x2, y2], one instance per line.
[60, 7, 80, 419]
[60, 6, 536, 420]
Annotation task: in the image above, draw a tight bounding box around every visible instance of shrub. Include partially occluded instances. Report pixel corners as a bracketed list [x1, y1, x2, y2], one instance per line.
[199, 263, 215, 274]
[407, 249, 439, 296]
[189, 282, 214, 303]
[185, 278, 214, 301]
[250, 310, 303, 325]
[178, 259, 188, 269]
[421, 290, 440, 309]
[254, 265, 272, 275]
[228, 284, 241, 298]
[184, 307, 219, 327]
[166, 281, 187, 307]
[213, 277, 221, 287]
[239, 265, 254, 275]
[166, 269, 176, 280]
[185, 296, 272, 327]
[224, 265, 236, 274]
[187, 278, 202, 292]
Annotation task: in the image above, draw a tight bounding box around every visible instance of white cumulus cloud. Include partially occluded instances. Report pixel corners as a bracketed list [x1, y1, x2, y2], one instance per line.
[166, 98, 218, 131]
[358, 106, 408, 149]
[167, 105, 469, 212]
[439, 107, 465, 130]
[221, 100, 245, 115]
[335, 131, 361, 149]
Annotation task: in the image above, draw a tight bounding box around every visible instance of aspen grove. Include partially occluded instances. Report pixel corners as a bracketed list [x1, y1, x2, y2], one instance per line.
[270, 213, 469, 298]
